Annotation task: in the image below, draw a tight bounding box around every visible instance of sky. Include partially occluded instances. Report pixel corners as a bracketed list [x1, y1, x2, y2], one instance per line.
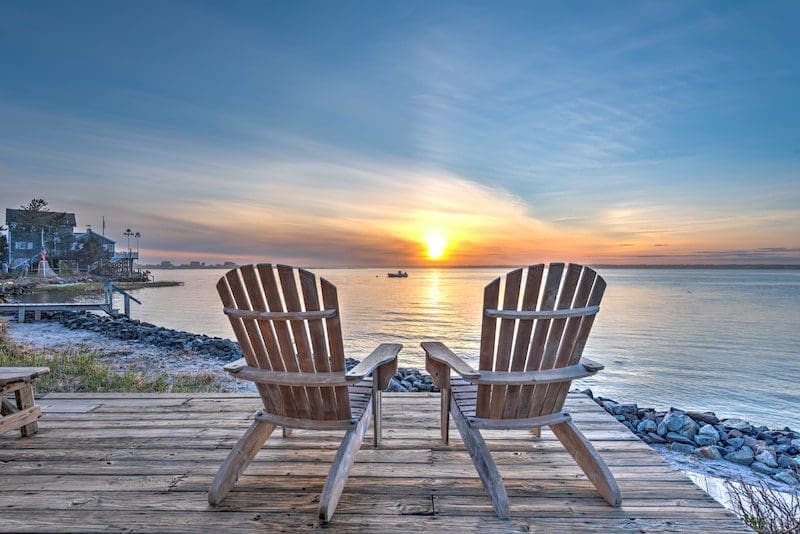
[1, 1, 798, 266]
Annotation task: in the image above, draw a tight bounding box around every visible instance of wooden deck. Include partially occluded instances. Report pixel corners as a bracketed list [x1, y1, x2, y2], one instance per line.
[0, 392, 747, 532]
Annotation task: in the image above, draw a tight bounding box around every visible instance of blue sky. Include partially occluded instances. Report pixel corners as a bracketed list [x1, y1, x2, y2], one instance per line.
[1, 1, 798, 265]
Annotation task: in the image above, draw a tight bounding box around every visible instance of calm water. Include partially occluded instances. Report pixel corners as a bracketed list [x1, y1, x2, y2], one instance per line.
[119, 267, 800, 429]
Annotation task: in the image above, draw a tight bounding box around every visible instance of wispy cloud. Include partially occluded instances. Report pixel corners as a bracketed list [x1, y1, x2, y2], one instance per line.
[1, 3, 798, 265]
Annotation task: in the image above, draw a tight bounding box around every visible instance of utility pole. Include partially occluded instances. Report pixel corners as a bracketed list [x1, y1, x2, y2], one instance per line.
[124, 228, 133, 278]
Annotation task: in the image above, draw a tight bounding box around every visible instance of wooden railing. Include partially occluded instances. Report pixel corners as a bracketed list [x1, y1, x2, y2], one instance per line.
[104, 281, 142, 318]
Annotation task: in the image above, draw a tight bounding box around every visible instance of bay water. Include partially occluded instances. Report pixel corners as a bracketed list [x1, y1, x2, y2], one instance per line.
[119, 267, 800, 429]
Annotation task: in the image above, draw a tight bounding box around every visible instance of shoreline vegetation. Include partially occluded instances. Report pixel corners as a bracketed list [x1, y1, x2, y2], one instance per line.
[0, 319, 219, 393]
[0, 276, 183, 303]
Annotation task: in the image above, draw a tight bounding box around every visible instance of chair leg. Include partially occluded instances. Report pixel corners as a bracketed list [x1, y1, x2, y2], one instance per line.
[208, 420, 275, 505]
[550, 419, 622, 507]
[15, 384, 38, 437]
[441, 386, 451, 444]
[282, 427, 293, 438]
[319, 399, 372, 522]
[450, 402, 510, 519]
[372, 375, 381, 447]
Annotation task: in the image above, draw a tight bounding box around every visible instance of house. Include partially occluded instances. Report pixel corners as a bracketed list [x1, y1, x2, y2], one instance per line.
[4, 209, 118, 272]
[72, 229, 117, 270]
[73, 229, 116, 255]
[5, 208, 77, 270]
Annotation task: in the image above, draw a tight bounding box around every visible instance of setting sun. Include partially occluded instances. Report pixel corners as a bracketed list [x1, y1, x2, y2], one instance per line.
[425, 233, 447, 260]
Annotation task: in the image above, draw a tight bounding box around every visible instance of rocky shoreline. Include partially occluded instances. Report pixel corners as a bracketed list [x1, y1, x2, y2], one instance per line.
[586, 389, 800, 488]
[56, 312, 437, 393]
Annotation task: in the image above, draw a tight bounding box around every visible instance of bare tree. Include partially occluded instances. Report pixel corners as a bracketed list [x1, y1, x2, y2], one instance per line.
[725, 478, 800, 533]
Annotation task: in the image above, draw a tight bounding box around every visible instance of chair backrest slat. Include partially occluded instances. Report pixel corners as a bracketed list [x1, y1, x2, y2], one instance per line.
[277, 265, 325, 417]
[501, 265, 544, 418]
[513, 263, 563, 419]
[546, 274, 606, 417]
[217, 264, 352, 421]
[320, 277, 352, 418]
[240, 265, 302, 418]
[529, 265, 596, 418]
[526, 263, 582, 416]
[477, 263, 605, 420]
[257, 264, 313, 419]
[216, 274, 278, 414]
[487, 268, 523, 418]
[476, 277, 501, 418]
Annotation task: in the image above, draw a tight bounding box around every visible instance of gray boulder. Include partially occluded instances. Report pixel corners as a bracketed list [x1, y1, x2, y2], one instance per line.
[751, 462, 778, 475]
[777, 455, 800, 469]
[686, 411, 720, 425]
[637, 419, 657, 433]
[667, 432, 694, 445]
[601, 400, 619, 414]
[726, 437, 745, 449]
[659, 411, 699, 439]
[755, 450, 778, 467]
[694, 446, 724, 460]
[694, 434, 717, 447]
[773, 470, 799, 486]
[386, 378, 408, 392]
[723, 418, 753, 433]
[725, 448, 755, 466]
[698, 424, 720, 441]
[671, 442, 696, 454]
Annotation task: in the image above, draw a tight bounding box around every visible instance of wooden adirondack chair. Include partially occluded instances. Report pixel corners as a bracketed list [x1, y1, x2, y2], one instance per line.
[423, 263, 621, 518]
[209, 264, 401, 521]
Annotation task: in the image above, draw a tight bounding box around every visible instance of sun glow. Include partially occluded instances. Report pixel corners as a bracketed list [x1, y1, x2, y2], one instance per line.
[425, 233, 447, 260]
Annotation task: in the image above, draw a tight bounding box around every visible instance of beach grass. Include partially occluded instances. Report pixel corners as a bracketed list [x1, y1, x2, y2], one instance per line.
[0, 319, 219, 393]
[30, 280, 183, 293]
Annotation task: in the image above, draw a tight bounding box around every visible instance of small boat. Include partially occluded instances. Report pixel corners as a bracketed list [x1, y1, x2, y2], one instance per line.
[387, 270, 408, 278]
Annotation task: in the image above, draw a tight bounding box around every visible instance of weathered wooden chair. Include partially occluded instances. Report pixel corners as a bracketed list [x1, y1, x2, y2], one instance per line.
[423, 263, 622, 518]
[1, 366, 49, 437]
[209, 264, 401, 521]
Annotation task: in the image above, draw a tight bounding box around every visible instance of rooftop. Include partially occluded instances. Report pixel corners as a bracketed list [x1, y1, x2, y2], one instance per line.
[5, 209, 77, 228]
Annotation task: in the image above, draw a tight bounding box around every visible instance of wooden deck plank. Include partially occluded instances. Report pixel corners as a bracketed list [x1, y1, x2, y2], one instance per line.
[0, 392, 747, 532]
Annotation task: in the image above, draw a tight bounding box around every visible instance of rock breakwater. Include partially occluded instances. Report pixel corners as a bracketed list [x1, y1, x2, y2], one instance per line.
[585, 389, 800, 488]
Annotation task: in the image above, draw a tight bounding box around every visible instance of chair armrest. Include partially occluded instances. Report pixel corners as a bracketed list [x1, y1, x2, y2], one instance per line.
[223, 358, 349, 386]
[223, 358, 248, 373]
[421, 341, 480, 380]
[476, 358, 604, 385]
[581, 357, 604, 372]
[345, 343, 402, 381]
